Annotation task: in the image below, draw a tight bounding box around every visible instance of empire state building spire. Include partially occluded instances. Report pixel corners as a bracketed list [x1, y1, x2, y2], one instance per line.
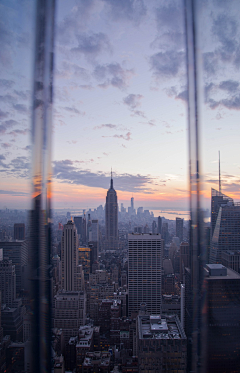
[105, 170, 118, 250]
[110, 168, 113, 189]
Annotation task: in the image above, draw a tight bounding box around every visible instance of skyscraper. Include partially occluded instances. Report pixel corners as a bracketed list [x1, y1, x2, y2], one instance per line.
[74, 216, 83, 240]
[152, 220, 157, 234]
[210, 189, 240, 264]
[0, 259, 16, 306]
[157, 216, 162, 234]
[89, 219, 99, 262]
[204, 264, 240, 372]
[176, 217, 183, 243]
[0, 240, 28, 295]
[128, 233, 163, 316]
[180, 242, 190, 282]
[14, 223, 25, 240]
[210, 188, 232, 239]
[61, 220, 81, 291]
[131, 197, 134, 214]
[105, 173, 118, 250]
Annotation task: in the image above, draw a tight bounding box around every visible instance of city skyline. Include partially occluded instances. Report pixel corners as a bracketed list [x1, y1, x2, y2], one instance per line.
[1, 1, 240, 211]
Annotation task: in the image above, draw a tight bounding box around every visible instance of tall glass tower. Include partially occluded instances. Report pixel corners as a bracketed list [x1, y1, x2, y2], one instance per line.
[105, 173, 118, 250]
[210, 188, 240, 264]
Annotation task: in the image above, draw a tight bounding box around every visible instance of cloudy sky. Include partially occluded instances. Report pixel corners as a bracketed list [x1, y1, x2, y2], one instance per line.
[0, 0, 240, 214]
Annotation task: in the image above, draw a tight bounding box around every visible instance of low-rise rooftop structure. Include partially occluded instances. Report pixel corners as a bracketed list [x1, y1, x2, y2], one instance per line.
[82, 351, 111, 373]
[137, 314, 186, 372]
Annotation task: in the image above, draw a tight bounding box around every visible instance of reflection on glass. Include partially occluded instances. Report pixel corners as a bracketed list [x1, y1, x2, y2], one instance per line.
[29, 1, 55, 372]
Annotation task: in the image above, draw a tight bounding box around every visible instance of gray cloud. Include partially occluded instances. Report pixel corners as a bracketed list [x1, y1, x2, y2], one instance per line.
[131, 110, 146, 118]
[53, 159, 155, 193]
[176, 89, 188, 102]
[219, 80, 239, 92]
[204, 12, 240, 75]
[0, 11, 31, 67]
[155, 3, 182, 31]
[101, 0, 146, 24]
[204, 80, 240, 110]
[56, 0, 96, 44]
[71, 32, 112, 60]
[12, 103, 28, 113]
[150, 51, 184, 78]
[154, 3, 184, 48]
[64, 106, 85, 115]
[123, 94, 143, 109]
[221, 95, 240, 110]
[1, 143, 11, 149]
[0, 109, 9, 119]
[93, 63, 134, 89]
[0, 155, 30, 178]
[94, 124, 118, 130]
[140, 120, 156, 126]
[58, 61, 90, 81]
[212, 14, 238, 63]
[0, 79, 15, 89]
[23, 145, 31, 151]
[149, 2, 185, 83]
[0, 189, 28, 196]
[113, 132, 131, 141]
[0, 119, 17, 134]
[13, 90, 29, 100]
[79, 84, 94, 90]
[0, 154, 8, 169]
[102, 132, 132, 141]
[0, 94, 15, 103]
[9, 129, 29, 137]
[203, 52, 218, 75]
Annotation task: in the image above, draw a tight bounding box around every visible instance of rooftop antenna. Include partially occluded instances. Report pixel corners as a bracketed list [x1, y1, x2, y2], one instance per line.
[110, 167, 113, 189]
[219, 151, 221, 193]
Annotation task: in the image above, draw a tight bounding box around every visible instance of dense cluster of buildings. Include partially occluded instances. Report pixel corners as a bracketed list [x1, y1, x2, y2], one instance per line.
[0, 180, 240, 372]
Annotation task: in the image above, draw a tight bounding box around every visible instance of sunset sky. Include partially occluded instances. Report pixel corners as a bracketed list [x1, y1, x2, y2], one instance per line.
[0, 0, 240, 216]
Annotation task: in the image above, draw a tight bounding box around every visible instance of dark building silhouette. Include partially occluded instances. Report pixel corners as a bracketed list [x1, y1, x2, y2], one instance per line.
[14, 224, 25, 240]
[211, 188, 232, 239]
[152, 220, 157, 234]
[0, 241, 28, 295]
[0, 259, 16, 306]
[161, 222, 169, 244]
[210, 189, 240, 264]
[180, 242, 190, 282]
[157, 216, 162, 234]
[205, 264, 240, 373]
[222, 250, 240, 273]
[176, 217, 183, 243]
[74, 216, 83, 239]
[105, 173, 118, 250]
[137, 314, 187, 372]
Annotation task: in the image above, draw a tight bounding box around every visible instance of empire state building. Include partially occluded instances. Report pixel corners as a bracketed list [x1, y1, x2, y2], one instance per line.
[105, 172, 118, 250]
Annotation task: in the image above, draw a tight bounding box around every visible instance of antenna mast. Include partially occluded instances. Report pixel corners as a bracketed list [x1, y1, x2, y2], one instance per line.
[219, 151, 221, 193]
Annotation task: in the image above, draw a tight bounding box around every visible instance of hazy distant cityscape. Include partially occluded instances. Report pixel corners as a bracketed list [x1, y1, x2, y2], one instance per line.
[0, 173, 240, 372]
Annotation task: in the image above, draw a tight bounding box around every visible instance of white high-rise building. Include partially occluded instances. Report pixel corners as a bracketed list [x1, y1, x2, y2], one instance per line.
[61, 220, 82, 291]
[128, 234, 163, 316]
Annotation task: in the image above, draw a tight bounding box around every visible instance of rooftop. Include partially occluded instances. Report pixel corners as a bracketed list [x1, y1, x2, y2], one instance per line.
[83, 352, 110, 367]
[223, 250, 240, 256]
[138, 314, 186, 340]
[205, 265, 240, 280]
